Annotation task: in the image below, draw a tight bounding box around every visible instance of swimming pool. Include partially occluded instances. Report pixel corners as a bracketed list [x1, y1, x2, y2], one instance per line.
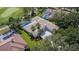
[20, 21, 30, 27]
[42, 9, 52, 20]
[42, 14, 49, 20]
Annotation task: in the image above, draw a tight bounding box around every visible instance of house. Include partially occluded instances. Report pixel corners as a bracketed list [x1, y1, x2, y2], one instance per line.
[42, 8, 53, 20]
[0, 33, 27, 51]
[31, 16, 59, 30]
[0, 26, 27, 51]
[21, 16, 59, 39]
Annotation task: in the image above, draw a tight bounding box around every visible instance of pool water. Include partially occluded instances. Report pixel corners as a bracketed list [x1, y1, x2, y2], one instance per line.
[42, 9, 52, 20]
[20, 21, 30, 27]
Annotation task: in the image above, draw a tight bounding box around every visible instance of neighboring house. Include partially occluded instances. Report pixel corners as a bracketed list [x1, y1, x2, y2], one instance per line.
[0, 26, 27, 51]
[21, 16, 59, 39]
[42, 8, 54, 20]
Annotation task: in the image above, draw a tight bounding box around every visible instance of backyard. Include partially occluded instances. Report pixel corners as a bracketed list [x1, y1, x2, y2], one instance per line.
[19, 29, 43, 49]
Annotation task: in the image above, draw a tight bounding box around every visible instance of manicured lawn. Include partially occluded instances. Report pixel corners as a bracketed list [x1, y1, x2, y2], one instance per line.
[19, 29, 43, 49]
[0, 7, 24, 24]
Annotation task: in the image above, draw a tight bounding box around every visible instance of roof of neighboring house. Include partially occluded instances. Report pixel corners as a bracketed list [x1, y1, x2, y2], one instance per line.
[0, 33, 26, 51]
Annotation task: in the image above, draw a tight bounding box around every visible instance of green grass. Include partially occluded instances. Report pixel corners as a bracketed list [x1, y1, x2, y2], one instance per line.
[0, 7, 24, 24]
[11, 8, 24, 18]
[19, 29, 43, 49]
[0, 8, 7, 14]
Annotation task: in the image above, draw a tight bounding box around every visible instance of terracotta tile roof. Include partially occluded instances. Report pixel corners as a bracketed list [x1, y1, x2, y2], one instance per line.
[23, 16, 59, 33]
[31, 16, 59, 30]
[0, 33, 26, 51]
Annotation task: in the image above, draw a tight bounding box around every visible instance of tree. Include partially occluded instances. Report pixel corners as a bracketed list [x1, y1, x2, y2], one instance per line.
[8, 17, 15, 24]
[53, 12, 79, 29]
[8, 17, 19, 29]
[55, 26, 79, 51]
[31, 39, 53, 51]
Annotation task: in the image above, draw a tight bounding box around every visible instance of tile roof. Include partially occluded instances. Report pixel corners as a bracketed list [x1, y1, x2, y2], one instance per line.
[22, 16, 59, 34]
[31, 16, 59, 30]
[0, 33, 26, 51]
